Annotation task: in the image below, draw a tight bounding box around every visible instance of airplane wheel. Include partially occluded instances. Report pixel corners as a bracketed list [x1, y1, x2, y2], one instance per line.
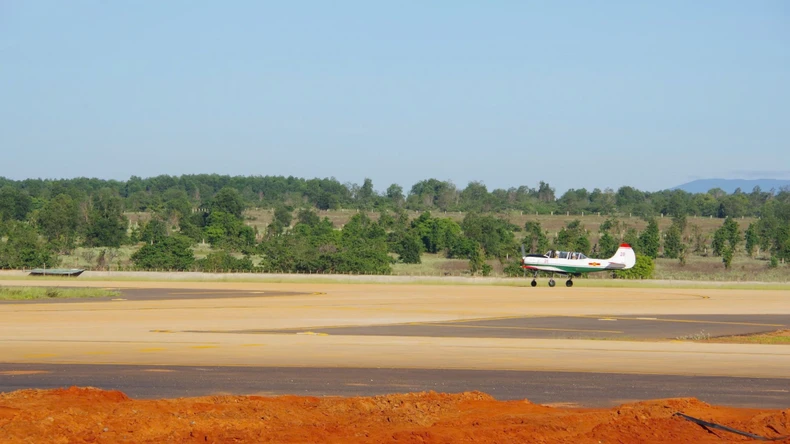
[530, 280, 537, 287]
[548, 279, 556, 287]
[566, 280, 573, 287]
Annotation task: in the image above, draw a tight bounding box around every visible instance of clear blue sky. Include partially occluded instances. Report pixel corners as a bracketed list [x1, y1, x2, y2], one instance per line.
[1, 1, 788, 194]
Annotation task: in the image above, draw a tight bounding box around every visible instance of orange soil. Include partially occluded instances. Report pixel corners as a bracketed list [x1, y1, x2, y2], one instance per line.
[0, 387, 788, 443]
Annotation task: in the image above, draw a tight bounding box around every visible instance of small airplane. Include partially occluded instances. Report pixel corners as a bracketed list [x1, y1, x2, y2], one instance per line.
[520, 243, 636, 287]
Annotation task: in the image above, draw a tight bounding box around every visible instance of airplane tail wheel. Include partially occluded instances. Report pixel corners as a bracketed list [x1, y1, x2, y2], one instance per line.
[566, 280, 573, 287]
[530, 280, 537, 287]
[548, 279, 556, 287]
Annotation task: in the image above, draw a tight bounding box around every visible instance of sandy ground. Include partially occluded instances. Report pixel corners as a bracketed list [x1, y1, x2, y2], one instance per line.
[1, 279, 789, 442]
[1, 387, 788, 443]
[1, 280, 789, 377]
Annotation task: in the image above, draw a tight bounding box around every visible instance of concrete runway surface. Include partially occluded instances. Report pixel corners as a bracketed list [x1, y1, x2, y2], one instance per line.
[1, 280, 789, 407]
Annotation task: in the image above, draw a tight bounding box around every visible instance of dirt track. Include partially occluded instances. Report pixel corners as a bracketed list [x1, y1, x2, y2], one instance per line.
[1, 387, 788, 443]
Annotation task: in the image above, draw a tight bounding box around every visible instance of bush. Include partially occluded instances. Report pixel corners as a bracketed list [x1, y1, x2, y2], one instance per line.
[614, 255, 654, 279]
[131, 235, 195, 271]
[195, 250, 254, 272]
[769, 255, 779, 268]
[722, 247, 733, 269]
[503, 260, 524, 277]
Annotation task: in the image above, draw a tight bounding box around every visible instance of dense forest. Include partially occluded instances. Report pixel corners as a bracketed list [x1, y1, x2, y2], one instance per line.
[0, 174, 788, 277]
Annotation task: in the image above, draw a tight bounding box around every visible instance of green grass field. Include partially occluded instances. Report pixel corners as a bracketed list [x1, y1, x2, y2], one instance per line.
[0, 287, 120, 300]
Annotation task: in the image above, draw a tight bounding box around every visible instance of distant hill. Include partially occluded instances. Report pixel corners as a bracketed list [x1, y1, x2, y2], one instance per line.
[672, 179, 790, 194]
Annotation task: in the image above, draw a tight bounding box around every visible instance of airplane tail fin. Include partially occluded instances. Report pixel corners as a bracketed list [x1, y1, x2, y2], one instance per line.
[608, 244, 636, 269]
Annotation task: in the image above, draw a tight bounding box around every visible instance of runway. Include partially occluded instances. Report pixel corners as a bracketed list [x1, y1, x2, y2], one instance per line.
[1, 363, 788, 408]
[1, 281, 789, 407]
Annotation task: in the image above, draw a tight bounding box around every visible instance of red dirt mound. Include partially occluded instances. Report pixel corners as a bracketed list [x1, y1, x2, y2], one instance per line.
[0, 387, 788, 443]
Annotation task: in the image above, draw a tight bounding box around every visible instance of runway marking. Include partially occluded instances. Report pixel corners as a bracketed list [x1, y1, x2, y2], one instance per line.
[296, 331, 329, 336]
[166, 291, 266, 295]
[574, 315, 786, 328]
[0, 370, 50, 375]
[598, 318, 617, 321]
[111, 298, 127, 301]
[410, 322, 623, 334]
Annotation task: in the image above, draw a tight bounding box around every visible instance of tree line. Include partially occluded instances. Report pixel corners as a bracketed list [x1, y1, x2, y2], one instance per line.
[1, 175, 788, 277]
[1, 174, 786, 218]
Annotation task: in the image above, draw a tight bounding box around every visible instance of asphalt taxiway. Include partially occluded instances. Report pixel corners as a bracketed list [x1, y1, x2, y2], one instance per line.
[2, 363, 788, 408]
[193, 314, 789, 341]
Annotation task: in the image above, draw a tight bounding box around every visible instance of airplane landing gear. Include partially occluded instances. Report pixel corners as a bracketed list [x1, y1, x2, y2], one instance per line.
[530, 280, 537, 287]
[566, 279, 573, 287]
[548, 279, 556, 287]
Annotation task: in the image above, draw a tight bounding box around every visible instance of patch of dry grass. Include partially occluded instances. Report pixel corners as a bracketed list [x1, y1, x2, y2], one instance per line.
[702, 330, 790, 345]
[0, 286, 120, 300]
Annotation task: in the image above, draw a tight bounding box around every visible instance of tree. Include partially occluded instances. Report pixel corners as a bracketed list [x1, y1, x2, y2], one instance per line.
[211, 187, 245, 219]
[745, 222, 759, 257]
[637, 218, 660, 259]
[162, 188, 193, 221]
[273, 205, 293, 229]
[0, 186, 33, 221]
[461, 213, 517, 260]
[140, 218, 168, 244]
[598, 232, 620, 258]
[468, 243, 485, 275]
[357, 178, 375, 208]
[537, 181, 555, 202]
[623, 227, 639, 250]
[315, 192, 339, 210]
[397, 230, 422, 264]
[689, 224, 708, 254]
[722, 246, 734, 269]
[522, 221, 549, 254]
[663, 215, 686, 260]
[36, 194, 80, 252]
[0, 222, 58, 269]
[296, 208, 320, 227]
[386, 184, 405, 208]
[555, 220, 590, 255]
[712, 217, 742, 256]
[663, 225, 683, 259]
[460, 181, 489, 212]
[84, 189, 128, 248]
[131, 235, 195, 270]
[205, 211, 255, 250]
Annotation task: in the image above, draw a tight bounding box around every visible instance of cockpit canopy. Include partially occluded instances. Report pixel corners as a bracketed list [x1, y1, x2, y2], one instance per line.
[544, 250, 588, 260]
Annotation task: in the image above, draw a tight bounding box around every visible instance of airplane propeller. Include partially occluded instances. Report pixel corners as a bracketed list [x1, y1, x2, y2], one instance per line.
[520, 244, 527, 278]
